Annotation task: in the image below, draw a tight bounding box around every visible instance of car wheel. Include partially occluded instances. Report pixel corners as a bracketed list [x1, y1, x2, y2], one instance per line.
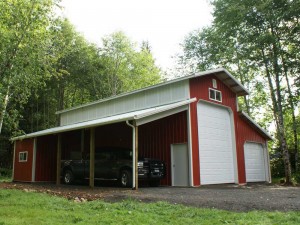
[63, 170, 74, 185]
[120, 170, 132, 187]
[149, 180, 160, 187]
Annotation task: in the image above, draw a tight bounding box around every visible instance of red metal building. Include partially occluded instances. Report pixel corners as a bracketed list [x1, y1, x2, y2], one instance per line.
[12, 68, 272, 187]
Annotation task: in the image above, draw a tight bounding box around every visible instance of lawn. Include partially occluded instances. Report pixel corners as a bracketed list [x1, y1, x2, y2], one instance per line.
[0, 189, 299, 225]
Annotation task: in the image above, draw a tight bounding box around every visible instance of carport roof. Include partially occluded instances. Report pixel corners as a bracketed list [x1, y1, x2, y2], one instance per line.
[12, 98, 196, 141]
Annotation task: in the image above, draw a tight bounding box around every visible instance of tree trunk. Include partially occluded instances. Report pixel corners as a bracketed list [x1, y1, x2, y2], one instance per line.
[282, 57, 299, 172]
[261, 47, 292, 184]
[0, 86, 10, 134]
[271, 36, 292, 184]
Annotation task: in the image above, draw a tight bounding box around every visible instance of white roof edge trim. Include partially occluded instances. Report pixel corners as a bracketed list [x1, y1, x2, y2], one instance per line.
[12, 99, 196, 141]
[216, 68, 249, 95]
[56, 67, 247, 115]
[134, 98, 196, 119]
[240, 111, 273, 140]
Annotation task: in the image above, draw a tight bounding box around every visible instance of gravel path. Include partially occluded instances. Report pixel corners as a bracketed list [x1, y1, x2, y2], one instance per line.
[1, 182, 299, 212]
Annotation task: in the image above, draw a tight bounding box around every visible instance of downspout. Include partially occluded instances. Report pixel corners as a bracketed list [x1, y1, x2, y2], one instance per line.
[126, 120, 136, 190]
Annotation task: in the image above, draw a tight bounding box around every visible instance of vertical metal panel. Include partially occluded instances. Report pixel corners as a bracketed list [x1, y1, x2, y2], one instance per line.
[14, 138, 34, 182]
[60, 81, 190, 126]
[139, 111, 188, 186]
[35, 135, 57, 182]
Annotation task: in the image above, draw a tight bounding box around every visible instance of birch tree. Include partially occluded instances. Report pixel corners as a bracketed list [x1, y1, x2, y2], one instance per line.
[0, 0, 58, 134]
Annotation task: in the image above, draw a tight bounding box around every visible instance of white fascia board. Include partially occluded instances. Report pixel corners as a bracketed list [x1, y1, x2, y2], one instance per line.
[11, 114, 134, 141]
[136, 106, 188, 126]
[12, 99, 196, 141]
[240, 111, 273, 140]
[134, 98, 196, 120]
[194, 68, 249, 96]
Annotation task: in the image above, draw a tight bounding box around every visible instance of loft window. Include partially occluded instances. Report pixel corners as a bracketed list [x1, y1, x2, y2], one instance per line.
[19, 151, 28, 162]
[212, 79, 217, 88]
[209, 88, 222, 102]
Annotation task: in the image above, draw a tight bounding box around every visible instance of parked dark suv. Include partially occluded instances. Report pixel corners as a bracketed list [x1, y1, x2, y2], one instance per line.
[61, 147, 166, 187]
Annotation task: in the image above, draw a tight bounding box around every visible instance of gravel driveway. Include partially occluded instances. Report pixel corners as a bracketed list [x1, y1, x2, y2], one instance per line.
[1, 182, 299, 212]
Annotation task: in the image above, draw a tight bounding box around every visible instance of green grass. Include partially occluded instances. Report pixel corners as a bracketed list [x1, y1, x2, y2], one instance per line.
[0, 189, 299, 225]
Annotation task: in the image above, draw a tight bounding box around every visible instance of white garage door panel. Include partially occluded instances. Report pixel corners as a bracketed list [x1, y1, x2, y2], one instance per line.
[198, 102, 235, 185]
[244, 143, 266, 182]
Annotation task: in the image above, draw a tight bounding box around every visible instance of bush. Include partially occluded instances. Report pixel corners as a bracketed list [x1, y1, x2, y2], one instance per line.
[270, 157, 285, 178]
[0, 168, 12, 178]
[292, 172, 300, 184]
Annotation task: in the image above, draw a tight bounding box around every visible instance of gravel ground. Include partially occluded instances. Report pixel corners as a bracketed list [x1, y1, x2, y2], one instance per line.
[0, 182, 299, 212]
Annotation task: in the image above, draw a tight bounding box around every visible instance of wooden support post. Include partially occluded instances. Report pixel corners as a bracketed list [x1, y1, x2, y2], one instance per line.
[56, 134, 62, 185]
[135, 126, 138, 190]
[89, 128, 95, 188]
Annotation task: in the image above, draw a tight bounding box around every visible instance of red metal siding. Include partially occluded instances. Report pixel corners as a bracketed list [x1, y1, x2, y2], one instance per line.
[189, 75, 267, 185]
[236, 117, 266, 183]
[14, 138, 34, 182]
[35, 135, 57, 182]
[189, 75, 236, 185]
[139, 111, 188, 185]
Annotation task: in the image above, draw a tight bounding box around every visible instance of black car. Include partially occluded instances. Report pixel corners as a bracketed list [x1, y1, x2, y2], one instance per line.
[61, 147, 166, 187]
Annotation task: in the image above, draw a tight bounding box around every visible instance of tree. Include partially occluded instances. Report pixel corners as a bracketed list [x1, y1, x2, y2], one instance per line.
[18, 18, 105, 132]
[0, 0, 59, 134]
[99, 31, 161, 96]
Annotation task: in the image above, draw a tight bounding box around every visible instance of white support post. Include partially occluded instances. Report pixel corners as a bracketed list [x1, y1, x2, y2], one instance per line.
[126, 121, 137, 190]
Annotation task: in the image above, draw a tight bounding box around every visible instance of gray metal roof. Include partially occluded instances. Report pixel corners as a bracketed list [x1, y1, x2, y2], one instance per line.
[56, 68, 249, 115]
[12, 98, 196, 141]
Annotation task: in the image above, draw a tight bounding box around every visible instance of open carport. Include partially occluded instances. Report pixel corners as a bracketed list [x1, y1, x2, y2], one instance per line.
[12, 99, 193, 189]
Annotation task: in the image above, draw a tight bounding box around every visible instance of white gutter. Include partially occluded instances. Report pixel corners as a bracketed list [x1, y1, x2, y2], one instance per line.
[126, 120, 136, 190]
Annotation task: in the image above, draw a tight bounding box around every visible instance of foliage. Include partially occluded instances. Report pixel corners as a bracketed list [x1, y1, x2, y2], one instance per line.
[0, 0, 60, 135]
[0, 5, 162, 138]
[0, 169, 12, 182]
[99, 31, 161, 96]
[270, 153, 285, 178]
[0, 189, 300, 225]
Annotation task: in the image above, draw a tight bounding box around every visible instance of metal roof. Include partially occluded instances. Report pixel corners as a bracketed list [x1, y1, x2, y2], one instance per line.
[56, 68, 249, 115]
[12, 98, 196, 141]
[239, 111, 273, 140]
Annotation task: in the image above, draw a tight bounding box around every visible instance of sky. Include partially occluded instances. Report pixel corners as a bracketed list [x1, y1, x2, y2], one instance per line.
[60, 0, 213, 71]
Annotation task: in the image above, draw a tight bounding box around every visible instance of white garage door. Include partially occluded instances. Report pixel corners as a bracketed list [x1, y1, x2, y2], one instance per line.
[197, 102, 235, 185]
[244, 142, 266, 182]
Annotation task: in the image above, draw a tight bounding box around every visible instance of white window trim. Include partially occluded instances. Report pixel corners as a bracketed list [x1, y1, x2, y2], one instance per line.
[209, 88, 222, 102]
[19, 151, 28, 162]
[212, 79, 217, 88]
